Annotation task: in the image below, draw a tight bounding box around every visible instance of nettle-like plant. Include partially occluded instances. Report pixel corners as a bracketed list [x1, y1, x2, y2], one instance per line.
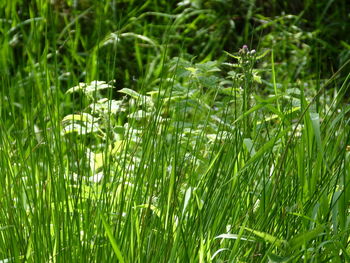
[60, 47, 267, 188]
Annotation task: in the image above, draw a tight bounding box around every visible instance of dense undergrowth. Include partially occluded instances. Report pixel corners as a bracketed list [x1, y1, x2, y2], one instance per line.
[1, 0, 350, 262]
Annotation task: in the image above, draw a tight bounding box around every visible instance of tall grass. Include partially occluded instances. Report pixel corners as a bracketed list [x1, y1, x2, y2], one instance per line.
[1, 0, 350, 262]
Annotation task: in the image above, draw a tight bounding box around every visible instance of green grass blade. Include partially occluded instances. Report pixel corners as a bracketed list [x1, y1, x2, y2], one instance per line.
[100, 214, 125, 263]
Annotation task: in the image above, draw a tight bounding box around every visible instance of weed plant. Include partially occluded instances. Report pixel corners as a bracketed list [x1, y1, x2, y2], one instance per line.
[1, 0, 350, 262]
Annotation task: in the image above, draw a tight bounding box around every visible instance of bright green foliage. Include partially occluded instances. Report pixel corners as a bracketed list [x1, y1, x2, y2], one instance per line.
[1, 0, 350, 262]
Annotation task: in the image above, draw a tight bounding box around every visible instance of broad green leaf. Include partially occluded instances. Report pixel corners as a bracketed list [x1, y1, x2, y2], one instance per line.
[118, 88, 142, 99]
[91, 99, 126, 114]
[62, 113, 96, 124]
[66, 80, 114, 94]
[185, 67, 197, 74]
[92, 152, 104, 172]
[62, 122, 99, 135]
[196, 61, 220, 72]
[119, 88, 153, 108]
[111, 140, 125, 155]
[127, 110, 152, 121]
[197, 75, 219, 88]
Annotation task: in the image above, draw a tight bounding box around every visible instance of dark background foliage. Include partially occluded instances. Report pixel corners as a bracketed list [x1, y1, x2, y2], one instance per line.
[2, 0, 349, 79]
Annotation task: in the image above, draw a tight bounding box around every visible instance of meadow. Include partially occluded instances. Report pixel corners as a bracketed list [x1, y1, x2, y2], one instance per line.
[1, 0, 350, 262]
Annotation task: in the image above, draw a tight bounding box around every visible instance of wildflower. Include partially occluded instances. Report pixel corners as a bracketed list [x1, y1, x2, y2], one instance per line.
[239, 45, 249, 54]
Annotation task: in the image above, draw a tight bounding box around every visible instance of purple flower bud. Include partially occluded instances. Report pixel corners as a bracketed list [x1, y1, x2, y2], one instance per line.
[239, 45, 249, 54]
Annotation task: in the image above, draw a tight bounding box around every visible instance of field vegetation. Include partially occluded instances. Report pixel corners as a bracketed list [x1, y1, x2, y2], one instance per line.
[1, 0, 350, 262]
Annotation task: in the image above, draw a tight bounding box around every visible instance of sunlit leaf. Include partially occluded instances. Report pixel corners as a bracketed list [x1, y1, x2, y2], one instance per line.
[62, 113, 96, 124]
[243, 227, 287, 248]
[66, 80, 115, 94]
[215, 233, 255, 242]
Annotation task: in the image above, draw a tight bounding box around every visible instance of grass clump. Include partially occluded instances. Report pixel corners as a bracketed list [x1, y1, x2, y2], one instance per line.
[1, 0, 350, 262]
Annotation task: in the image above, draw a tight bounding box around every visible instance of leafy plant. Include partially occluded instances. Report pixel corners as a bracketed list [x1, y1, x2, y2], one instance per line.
[1, 1, 350, 262]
